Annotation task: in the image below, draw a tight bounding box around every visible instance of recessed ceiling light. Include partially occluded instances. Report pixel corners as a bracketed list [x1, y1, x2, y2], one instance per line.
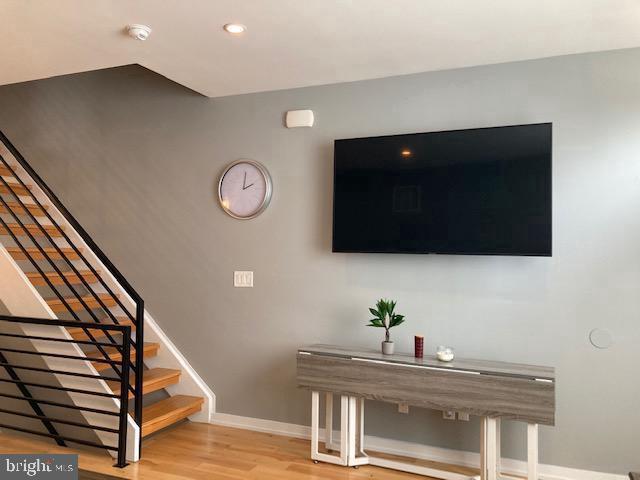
[224, 23, 246, 34]
[401, 149, 412, 157]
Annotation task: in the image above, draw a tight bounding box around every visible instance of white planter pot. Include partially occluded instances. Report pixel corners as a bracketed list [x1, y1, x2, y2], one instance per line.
[381, 341, 395, 355]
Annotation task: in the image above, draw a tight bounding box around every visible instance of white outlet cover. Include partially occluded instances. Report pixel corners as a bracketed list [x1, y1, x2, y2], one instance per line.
[234, 271, 254, 287]
[442, 410, 456, 420]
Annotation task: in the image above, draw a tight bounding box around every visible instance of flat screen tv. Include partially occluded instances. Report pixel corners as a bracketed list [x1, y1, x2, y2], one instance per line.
[333, 123, 552, 256]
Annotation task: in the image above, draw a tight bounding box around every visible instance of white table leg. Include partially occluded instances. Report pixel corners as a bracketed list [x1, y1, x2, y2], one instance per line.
[325, 392, 333, 449]
[339, 395, 349, 465]
[495, 418, 501, 475]
[479, 417, 499, 480]
[527, 423, 538, 480]
[313, 392, 489, 479]
[357, 397, 366, 457]
[347, 396, 357, 463]
[347, 397, 369, 467]
[345, 396, 369, 466]
[310, 391, 349, 466]
[311, 391, 320, 458]
[486, 418, 498, 480]
[480, 417, 486, 480]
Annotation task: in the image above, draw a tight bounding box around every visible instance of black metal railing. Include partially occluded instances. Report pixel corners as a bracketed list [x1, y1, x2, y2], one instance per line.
[0, 131, 144, 455]
[0, 315, 131, 467]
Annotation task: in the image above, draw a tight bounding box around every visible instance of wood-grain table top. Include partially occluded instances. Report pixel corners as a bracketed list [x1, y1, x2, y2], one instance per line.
[299, 344, 555, 381]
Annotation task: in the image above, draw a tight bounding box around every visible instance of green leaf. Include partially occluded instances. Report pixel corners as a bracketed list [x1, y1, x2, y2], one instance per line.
[368, 299, 405, 329]
[390, 315, 405, 328]
[376, 299, 387, 312]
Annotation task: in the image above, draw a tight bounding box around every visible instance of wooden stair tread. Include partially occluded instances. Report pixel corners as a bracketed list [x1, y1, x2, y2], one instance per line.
[0, 182, 31, 196]
[89, 342, 159, 372]
[46, 293, 118, 313]
[0, 162, 197, 444]
[6, 246, 82, 261]
[0, 223, 63, 237]
[0, 165, 17, 177]
[66, 318, 134, 341]
[107, 368, 181, 399]
[26, 269, 99, 287]
[0, 202, 48, 216]
[142, 395, 204, 437]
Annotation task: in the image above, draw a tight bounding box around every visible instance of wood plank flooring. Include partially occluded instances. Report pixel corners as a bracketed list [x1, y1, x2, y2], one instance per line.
[0, 422, 476, 480]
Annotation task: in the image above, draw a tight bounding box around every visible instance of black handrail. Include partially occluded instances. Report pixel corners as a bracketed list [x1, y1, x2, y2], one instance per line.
[0, 350, 65, 446]
[0, 131, 142, 304]
[0, 176, 129, 355]
[0, 199, 133, 391]
[0, 161, 139, 342]
[0, 131, 144, 452]
[0, 176, 131, 389]
[0, 315, 131, 467]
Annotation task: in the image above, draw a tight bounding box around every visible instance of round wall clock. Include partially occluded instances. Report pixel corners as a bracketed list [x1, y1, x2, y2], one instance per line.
[218, 159, 272, 219]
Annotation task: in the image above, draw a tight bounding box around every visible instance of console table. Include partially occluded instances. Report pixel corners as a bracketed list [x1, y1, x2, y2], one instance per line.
[296, 345, 555, 480]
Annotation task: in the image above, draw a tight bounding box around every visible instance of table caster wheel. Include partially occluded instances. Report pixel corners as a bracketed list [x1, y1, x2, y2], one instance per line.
[313, 460, 319, 464]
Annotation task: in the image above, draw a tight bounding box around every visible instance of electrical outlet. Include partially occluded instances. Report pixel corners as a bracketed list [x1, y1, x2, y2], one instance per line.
[398, 403, 409, 414]
[457, 412, 470, 421]
[442, 410, 456, 420]
[234, 271, 253, 287]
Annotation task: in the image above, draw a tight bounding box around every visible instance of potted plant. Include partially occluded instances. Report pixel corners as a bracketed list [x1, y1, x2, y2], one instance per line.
[367, 299, 405, 355]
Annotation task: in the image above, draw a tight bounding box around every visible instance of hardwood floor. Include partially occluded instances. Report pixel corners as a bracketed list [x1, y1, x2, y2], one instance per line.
[0, 422, 477, 480]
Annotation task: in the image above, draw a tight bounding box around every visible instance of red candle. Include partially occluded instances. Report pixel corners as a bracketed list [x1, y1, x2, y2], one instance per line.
[414, 335, 424, 358]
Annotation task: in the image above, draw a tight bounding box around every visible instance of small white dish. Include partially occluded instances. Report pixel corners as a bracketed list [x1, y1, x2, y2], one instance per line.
[436, 346, 454, 362]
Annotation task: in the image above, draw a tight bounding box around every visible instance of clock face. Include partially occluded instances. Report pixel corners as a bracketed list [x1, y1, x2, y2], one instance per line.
[219, 160, 272, 219]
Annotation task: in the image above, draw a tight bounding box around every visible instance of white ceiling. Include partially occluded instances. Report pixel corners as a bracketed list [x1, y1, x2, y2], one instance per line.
[2, 0, 640, 98]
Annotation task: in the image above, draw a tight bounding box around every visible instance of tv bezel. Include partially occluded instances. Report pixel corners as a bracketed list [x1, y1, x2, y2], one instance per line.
[331, 122, 553, 257]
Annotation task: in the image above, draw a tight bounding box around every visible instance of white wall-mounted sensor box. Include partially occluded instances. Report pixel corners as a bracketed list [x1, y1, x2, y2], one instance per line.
[286, 110, 314, 128]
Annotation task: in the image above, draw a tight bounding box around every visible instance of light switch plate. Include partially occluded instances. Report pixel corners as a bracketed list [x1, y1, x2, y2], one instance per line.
[457, 412, 470, 421]
[234, 271, 253, 287]
[398, 403, 409, 414]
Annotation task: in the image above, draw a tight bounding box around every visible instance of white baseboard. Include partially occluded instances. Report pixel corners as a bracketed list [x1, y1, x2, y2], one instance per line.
[211, 412, 625, 480]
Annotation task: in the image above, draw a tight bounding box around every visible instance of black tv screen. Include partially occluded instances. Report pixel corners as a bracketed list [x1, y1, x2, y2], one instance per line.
[333, 123, 552, 256]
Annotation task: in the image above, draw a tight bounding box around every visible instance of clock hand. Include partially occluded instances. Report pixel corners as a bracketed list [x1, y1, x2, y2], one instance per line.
[243, 182, 255, 190]
[242, 171, 247, 189]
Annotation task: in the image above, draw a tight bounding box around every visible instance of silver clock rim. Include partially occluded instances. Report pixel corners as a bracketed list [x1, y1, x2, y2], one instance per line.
[218, 159, 273, 220]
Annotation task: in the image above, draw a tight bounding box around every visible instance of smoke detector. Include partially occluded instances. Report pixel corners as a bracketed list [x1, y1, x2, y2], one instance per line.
[127, 24, 152, 41]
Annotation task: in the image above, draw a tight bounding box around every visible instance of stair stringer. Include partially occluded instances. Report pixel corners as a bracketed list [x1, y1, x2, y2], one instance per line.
[138, 311, 215, 423]
[0, 140, 216, 425]
[0, 244, 140, 462]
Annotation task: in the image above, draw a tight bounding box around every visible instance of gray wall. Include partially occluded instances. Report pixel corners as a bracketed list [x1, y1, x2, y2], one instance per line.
[0, 48, 639, 474]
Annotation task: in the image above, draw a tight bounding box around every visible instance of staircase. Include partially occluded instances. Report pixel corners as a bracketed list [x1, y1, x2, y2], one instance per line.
[0, 132, 209, 463]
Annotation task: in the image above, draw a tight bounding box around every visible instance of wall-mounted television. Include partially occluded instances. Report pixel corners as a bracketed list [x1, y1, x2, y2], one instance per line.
[332, 123, 552, 256]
